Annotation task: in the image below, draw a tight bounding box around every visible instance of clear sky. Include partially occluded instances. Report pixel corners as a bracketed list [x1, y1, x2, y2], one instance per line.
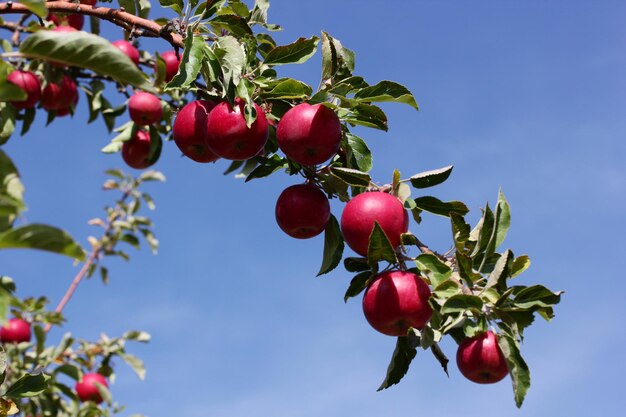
[1, 1, 625, 416]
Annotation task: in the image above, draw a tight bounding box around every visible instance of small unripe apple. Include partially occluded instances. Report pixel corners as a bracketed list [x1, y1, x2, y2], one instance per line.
[75, 373, 108, 404]
[128, 92, 162, 126]
[6, 70, 41, 109]
[362, 270, 432, 336]
[275, 184, 330, 239]
[456, 331, 509, 384]
[276, 103, 342, 166]
[122, 130, 156, 169]
[112, 40, 140, 65]
[0, 318, 32, 343]
[205, 99, 269, 161]
[173, 100, 219, 163]
[41, 76, 78, 111]
[160, 50, 181, 82]
[340, 191, 409, 257]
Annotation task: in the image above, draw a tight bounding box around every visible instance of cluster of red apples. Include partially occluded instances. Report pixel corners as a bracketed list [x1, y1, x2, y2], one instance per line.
[0, 318, 109, 403]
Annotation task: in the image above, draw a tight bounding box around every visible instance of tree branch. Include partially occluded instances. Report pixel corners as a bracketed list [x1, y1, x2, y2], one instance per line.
[0, 2, 184, 48]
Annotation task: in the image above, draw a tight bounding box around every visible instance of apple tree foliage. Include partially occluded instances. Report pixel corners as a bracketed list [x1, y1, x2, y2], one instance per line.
[0, 0, 562, 413]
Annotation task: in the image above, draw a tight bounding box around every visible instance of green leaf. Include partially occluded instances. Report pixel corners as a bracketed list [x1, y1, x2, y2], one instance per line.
[16, 0, 47, 18]
[54, 364, 80, 381]
[264, 36, 319, 66]
[19, 31, 155, 93]
[5, 371, 51, 398]
[123, 330, 151, 342]
[511, 255, 531, 277]
[497, 334, 530, 408]
[0, 103, 17, 145]
[0, 73, 27, 102]
[120, 353, 146, 380]
[167, 30, 209, 89]
[215, 35, 246, 97]
[343, 257, 370, 273]
[259, 78, 313, 99]
[354, 80, 418, 110]
[409, 165, 453, 189]
[513, 285, 562, 310]
[367, 222, 398, 266]
[450, 212, 471, 252]
[344, 271, 373, 302]
[159, 0, 184, 14]
[0, 286, 11, 324]
[377, 337, 416, 391]
[441, 294, 483, 314]
[414, 254, 451, 287]
[210, 14, 253, 37]
[317, 215, 344, 276]
[345, 133, 372, 173]
[343, 103, 388, 131]
[486, 249, 514, 290]
[245, 155, 287, 182]
[0, 150, 25, 231]
[330, 167, 371, 187]
[320, 31, 355, 82]
[413, 196, 469, 218]
[494, 190, 511, 249]
[433, 279, 462, 298]
[0, 224, 86, 261]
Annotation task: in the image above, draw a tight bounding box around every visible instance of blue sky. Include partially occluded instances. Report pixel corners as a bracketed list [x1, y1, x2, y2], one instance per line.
[1, 1, 625, 416]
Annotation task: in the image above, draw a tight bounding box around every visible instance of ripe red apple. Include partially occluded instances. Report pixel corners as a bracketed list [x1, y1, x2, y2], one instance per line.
[128, 92, 162, 126]
[54, 90, 79, 117]
[362, 270, 432, 336]
[172, 100, 219, 163]
[0, 318, 32, 343]
[275, 184, 330, 239]
[160, 50, 181, 82]
[80, 0, 97, 5]
[122, 130, 156, 169]
[6, 70, 41, 109]
[205, 99, 269, 161]
[41, 76, 78, 111]
[51, 25, 77, 33]
[456, 331, 509, 384]
[340, 191, 409, 257]
[112, 40, 140, 66]
[75, 373, 108, 404]
[276, 103, 342, 166]
[48, 13, 84, 31]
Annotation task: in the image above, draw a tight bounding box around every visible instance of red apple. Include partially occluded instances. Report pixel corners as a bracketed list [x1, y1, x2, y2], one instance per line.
[54, 90, 79, 117]
[128, 92, 162, 126]
[173, 100, 219, 163]
[51, 25, 77, 33]
[362, 270, 432, 336]
[48, 13, 84, 31]
[80, 0, 97, 5]
[41, 76, 78, 111]
[160, 50, 181, 82]
[275, 184, 330, 239]
[112, 40, 140, 65]
[340, 191, 409, 257]
[6, 70, 41, 109]
[205, 99, 268, 161]
[0, 318, 32, 343]
[456, 331, 509, 384]
[276, 103, 342, 166]
[75, 373, 108, 404]
[122, 130, 156, 169]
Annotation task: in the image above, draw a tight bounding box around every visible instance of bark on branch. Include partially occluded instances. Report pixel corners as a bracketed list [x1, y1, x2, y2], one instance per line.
[0, 2, 184, 48]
